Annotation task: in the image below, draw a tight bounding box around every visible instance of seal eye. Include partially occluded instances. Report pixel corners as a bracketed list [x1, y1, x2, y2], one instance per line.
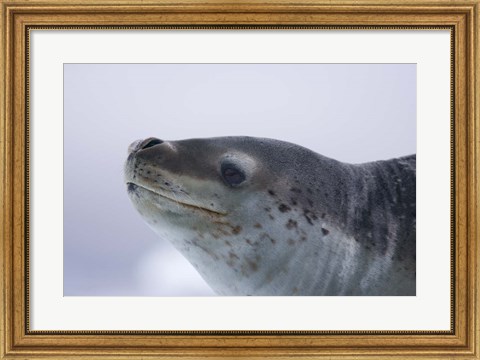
[221, 163, 246, 187]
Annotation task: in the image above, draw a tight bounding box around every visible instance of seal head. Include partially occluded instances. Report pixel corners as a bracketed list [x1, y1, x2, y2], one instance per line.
[124, 136, 416, 296]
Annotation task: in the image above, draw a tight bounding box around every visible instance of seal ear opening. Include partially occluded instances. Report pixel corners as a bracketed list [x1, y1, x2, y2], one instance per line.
[221, 162, 246, 187]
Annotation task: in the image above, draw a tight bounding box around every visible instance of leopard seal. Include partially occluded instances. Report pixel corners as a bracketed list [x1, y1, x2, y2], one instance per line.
[124, 136, 416, 296]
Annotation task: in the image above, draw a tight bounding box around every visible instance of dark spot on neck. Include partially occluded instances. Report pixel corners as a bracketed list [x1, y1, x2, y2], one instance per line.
[278, 204, 291, 213]
[303, 209, 318, 221]
[303, 212, 313, 225]
[261, 233, 276, 244]
[247, 260, 258, 272]
[321, 228, 330, 236]
[286, 219, 297, 229]
[232, 225, 242, 235]
[290, 187, 302, 194]
[268, 190, 275, 196]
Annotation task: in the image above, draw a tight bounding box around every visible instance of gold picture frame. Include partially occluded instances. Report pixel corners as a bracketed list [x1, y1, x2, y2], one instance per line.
[1, 0, 478, 358]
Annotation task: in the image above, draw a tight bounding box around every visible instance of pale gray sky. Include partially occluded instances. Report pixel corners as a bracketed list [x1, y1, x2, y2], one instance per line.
[63, 64, 416, 296]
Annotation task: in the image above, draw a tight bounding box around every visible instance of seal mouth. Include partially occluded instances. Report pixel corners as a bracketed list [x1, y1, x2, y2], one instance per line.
[126, 182, 227, 217]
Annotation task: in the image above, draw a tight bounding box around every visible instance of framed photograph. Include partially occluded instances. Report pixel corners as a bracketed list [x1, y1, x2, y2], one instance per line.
[1, 0, 478, 358]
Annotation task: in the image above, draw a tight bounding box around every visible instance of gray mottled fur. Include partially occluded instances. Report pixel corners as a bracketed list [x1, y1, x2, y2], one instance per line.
[125, 136, 416, 296]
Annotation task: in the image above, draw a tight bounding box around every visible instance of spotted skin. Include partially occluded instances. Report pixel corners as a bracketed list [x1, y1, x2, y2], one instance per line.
[124, 136, 416, 296]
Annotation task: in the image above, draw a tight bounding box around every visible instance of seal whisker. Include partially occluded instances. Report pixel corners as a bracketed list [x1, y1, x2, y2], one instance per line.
[167, 189, 183, 213]
[181, 191, 221, 218]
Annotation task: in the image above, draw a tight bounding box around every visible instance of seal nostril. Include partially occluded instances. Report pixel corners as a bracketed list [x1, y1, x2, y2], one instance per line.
[141, 137, 163, 150]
